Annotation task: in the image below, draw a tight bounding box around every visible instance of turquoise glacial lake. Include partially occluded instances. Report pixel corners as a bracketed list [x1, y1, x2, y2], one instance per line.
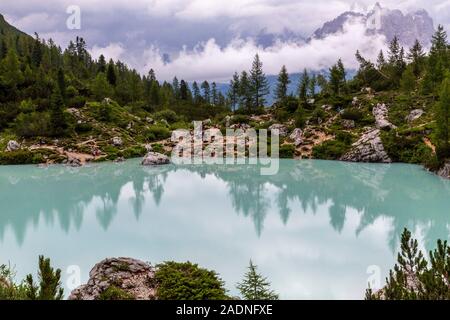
[1, 159, 450, 299]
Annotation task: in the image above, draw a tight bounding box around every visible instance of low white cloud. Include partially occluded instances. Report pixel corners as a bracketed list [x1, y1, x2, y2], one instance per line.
[142, 19, 388, 82]
[90, 43, 125, 61]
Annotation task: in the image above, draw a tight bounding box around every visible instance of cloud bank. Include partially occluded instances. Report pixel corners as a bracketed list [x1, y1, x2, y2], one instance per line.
[141, 19, 387, 82]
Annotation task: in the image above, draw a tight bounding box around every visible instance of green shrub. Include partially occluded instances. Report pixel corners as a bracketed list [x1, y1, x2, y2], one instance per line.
[14, 112, 50, 137]
[146, 126, 171, 142]
[274, 109, 289, 122]
[312, 138, 351, 160]
[121, 146, 147, 159]
[310, 107, 326, 124]
[341, 108, 364, 121]
[0, 265, 29, 300]
[151, 143, 165, 154]
[279, 144, 295, 159]
[74, 122, 93, 133]
[99, 285, 134, 300]
[0, 150, 45, 165]
[154, 110, 178, 123]
[381, 131, 434, 164]
[230, 114, 250, 125]
[154, 261, 228, 300]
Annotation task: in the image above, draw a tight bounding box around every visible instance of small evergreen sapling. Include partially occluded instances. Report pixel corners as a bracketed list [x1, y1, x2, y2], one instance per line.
[237, 260, 278, 300]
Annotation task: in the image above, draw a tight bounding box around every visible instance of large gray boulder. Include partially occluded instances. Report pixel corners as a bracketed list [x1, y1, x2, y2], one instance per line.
[269, 124, 289, 137]
[111, 137, 123, 147]
[5, 140, 20, 152]
[406, 109, 424, 123]
[142, 152, 170, 166]
[438, 162, 450, 179]
[69, 258, 157, 300]
[289, 128, 303, 147]
[341, 128, 392, 163]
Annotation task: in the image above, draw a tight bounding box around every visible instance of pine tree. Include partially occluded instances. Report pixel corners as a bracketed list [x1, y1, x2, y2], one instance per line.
[57, 68, 66, 102]
[249, 54, 269, 109]
[329, 59, 346, 96]
[31, 33, 42, 67]
[211, 82, 218, 106]
[201, 80, 210, 104]
[148, 69, 156, 82]
[92, 73, 112, 100]
[275, 65, 290, 103]
[436, 73, 450, 158]
[377, 50, 386, 69]
[192, 81, 201, 104]
[172, 77, 180, 99]
[237, 261, 278, 300]
[179, 79, 190, 100]
[298, 68, 309, 102]
[228, 72, 240, 111]
[106, 60, 117, 86]
[400, 66, 416, 93]
[25, 256, 64, 300]
[407, 39, 425, 78]
[309, 74, 317, 98]
[423, 25, 448, 95]
[49, 89, 68, 137]
[239, 71, 252, 111]
[98, 54, 106, 73]
[2, 47, 25, 90]
[0, 38, 8, 60]
[149, 81, 160, 105]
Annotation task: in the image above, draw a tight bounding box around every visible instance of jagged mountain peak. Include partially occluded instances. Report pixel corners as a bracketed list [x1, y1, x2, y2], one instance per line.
[312, 4, 435, 48]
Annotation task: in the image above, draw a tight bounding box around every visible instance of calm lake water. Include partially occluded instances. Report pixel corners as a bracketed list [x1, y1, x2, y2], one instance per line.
[1, 159, 450, 299]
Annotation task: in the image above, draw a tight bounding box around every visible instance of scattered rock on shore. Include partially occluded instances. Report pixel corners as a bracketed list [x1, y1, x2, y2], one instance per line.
[5, 140, 20, 152]
[142, 152, 170, 166]
[69, 257, 157, 300]
[438, 162, 450, 179]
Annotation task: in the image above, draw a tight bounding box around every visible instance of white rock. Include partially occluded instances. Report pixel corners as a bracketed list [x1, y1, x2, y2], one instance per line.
[289, 128, 303, 147]
[111, 137, 123, 147]
[5, 140, 20, 152]
[406, 109, 424, 123]
[341, 128, 391, 163]
[373, 103, 397, 130]
[142, 152, 170, 166]
[269, 124, 289, 137]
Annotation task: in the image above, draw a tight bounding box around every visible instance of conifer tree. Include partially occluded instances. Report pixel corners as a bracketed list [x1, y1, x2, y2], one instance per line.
[436, 73, 450, 158]
[249, 54, 269, 109]
[98, 54, 106, 73]
[309, 74, 317, 98]
[201, 80, 210, 104]
[407, 39, 425, 78]
[192, 81, 201, 104]
[237, 261, 279, 300]
[275, 65, 290, 103]
[57, 68, 66, 101]
[25, 256, 64, 300]
[228, 72, 240, 111]
[179, 79, 190, 100]
[298, 68, 309, 102]
[239, 71, 252, 111]
[211, 82, 218, 106]
[106, 59, 117, 86]
[49, 89, 68, 137]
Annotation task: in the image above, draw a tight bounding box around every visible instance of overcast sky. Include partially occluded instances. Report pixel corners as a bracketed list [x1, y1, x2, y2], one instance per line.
[1, 0, 448, 81]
